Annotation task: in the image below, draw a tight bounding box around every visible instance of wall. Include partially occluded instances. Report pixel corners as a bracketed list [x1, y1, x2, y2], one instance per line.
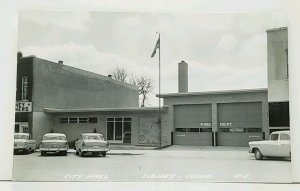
[15, 57, 34, 133]
[32, 58, 139, 112]
[31, 112, 54, 143]
[16, 57, 33, 101]
[267, 27, 289, 102]
[51, 112, 161, 146]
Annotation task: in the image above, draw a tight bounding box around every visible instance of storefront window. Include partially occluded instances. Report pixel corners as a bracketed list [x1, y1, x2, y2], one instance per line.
[106, 117, 132, 142]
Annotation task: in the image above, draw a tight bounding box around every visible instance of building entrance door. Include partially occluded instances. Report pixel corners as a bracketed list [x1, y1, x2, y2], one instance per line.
[15, 123, 29, 133]
[106, 117, 131, 143]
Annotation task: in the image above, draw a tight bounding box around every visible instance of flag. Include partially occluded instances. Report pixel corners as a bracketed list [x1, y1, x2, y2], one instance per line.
[151, 37, 160, 58]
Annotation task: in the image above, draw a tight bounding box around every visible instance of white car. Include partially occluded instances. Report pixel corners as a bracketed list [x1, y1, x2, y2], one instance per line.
[14, 133, 37, 154]
[249, 130, 291, 160]
[40, 133, 69, 156]
[75, 133, 109, 157]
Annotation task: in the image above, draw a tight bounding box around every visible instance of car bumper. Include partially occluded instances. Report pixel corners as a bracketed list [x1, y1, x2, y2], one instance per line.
[14, 146, 26, 150]
[81, 148, 110, 152]
[40, 147, 68, 152]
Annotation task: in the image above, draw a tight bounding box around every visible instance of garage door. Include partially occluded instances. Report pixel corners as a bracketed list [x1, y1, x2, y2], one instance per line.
[217, 102, 263, 146]
[174, 104, 212, 146]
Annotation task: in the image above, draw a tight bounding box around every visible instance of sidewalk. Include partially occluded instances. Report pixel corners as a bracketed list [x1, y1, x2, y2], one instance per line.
[109, 144, 158, 150]
[163, 145, 249, 151]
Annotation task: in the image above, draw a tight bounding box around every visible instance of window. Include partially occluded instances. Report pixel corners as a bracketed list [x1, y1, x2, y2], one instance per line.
[280, 133, 290, 140]
[59, 117, 98, 124]
[219, 128, 230, 132]
[124, 117, 132, 122]
[60, 118, 68, 123]
[270, 134, 279, 140]
[175, 128, 187, 132]
[115, 118, 122, 121]
[187, 128, 200, 132]
[269, 102, 290, 127]
[107, 118, 114, 121]
[247, 128, 262, 132]
[89, 117, 98, 123]
[79, 117, 88, 123]
[106, 117, 132, 142]
[200, 128, 212, 132]
[69, 118, 78, 123]
[219, 127, 244, 133]
[229, 128, 244, 133]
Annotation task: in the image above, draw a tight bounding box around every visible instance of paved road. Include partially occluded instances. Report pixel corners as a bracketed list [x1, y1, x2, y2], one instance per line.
[13, 146, 291, 183]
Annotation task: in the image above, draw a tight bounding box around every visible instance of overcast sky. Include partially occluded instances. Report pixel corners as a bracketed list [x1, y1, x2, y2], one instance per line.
[18, 11, 288, 106]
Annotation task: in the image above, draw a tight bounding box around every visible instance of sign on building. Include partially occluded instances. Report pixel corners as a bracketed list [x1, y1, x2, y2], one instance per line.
[15, 101, 32, 112]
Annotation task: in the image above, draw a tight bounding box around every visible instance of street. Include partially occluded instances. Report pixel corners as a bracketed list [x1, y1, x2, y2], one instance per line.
[13, 146, 291, 183]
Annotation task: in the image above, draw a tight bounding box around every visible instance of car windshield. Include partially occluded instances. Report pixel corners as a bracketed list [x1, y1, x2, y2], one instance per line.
[43, 135, 66, 140]
[270, 134, 279, 140]
[82, 135, 104, 140]
[14, 135, 29, 140]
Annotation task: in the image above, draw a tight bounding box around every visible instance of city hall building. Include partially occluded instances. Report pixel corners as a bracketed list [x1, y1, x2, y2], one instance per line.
[15, 54, 164, 145]
[15, 27, 289, 147]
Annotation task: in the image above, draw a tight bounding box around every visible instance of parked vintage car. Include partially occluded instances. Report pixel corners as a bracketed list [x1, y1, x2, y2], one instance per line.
[75, 133, 110, 157]
[249, 130, 291, 160]
[40, 133, 69, 156]
[14, 133, 37, 154]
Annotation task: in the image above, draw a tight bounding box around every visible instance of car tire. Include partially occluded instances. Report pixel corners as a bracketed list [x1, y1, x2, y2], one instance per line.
[41, 151, 46, 156]
[92, 152, 99, 157]
[79, 150, 84, 157]
[102, 152, 106, 157]
[60, 151, 67, 156]
[254, 149, 263, 160]
[75, 148, 79, 155]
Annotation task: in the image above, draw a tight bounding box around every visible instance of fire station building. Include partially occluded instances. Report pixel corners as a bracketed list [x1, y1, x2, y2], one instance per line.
[15, 27, 289, 147]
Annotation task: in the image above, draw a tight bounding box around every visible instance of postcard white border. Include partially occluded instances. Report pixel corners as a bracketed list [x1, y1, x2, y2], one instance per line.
[1, 0, 300, 190]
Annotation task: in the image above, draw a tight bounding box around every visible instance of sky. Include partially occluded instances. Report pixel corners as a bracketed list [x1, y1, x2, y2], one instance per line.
[18, 11, 288, 106]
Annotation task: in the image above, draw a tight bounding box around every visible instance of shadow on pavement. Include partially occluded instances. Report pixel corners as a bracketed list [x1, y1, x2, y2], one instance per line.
[107, 153, 144, 156]
[249, 157, 291, 162]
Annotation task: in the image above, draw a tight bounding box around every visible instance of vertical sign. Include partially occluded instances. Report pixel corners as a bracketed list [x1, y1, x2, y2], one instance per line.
[15, 101, 32, 112]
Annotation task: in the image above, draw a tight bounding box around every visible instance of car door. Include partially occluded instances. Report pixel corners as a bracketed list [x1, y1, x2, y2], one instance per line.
[277, 133, 291, 157]
[262, 133, 279, 157]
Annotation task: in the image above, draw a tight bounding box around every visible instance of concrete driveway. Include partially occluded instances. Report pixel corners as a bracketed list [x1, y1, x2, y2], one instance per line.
[13, 145, 291, 183]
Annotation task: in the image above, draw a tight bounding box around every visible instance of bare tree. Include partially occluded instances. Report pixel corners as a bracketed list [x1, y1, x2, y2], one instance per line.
[130, 75, 153, 107]
[112, 67, 128, 82]
[111, 67, 153, 107]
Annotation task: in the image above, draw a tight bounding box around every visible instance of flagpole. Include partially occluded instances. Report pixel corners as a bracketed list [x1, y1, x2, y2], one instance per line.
[158, 33, 162, 148]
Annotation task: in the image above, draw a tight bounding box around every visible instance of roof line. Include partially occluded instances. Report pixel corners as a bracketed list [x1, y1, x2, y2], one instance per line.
[266, 27, 287, 32]
[157, 88, 268, 98]
[44, 106, 168, 113]
[30, 56, 138, 90]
